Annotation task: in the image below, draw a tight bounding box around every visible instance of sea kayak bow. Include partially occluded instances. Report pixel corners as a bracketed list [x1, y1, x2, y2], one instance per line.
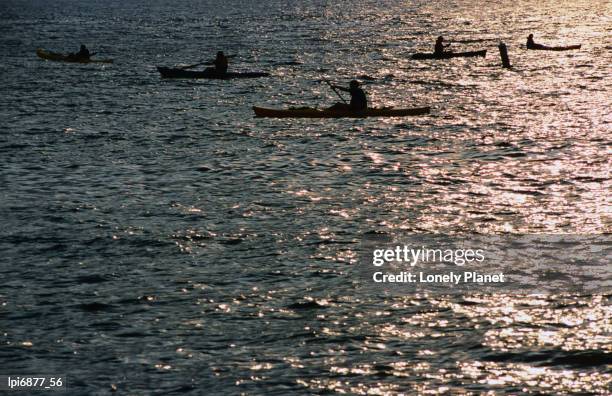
[36, 48, 113, 64]
[157, 67, 270, 79]
[412, 50, 487, 60]
[253, 106, 431, 118]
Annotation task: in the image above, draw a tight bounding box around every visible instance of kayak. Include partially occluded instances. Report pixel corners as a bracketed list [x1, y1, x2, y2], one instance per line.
[412, 50, 487, 59]
[527, 44, 581, 51]
[36, 48, 113, 64]
[253, 106, 431, 118]
[157, 67, 270, 79]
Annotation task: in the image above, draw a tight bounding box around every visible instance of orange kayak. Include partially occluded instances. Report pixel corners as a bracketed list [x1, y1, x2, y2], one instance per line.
[253, 106, 431, 118]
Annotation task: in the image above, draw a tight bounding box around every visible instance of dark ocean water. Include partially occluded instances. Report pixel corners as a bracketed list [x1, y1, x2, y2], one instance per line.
[1, 0, 610, 394]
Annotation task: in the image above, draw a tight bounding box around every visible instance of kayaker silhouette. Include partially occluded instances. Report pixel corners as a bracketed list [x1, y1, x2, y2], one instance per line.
[526, 34, 544, 50]
[328, 80, 368, 112]
[205, 51, 228, 74]
[525, 34, 581, 51]
[75, 44, 90, 59]
[435, 36, 451, 55]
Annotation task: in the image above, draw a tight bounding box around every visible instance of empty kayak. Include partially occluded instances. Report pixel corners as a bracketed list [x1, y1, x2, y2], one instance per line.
[253, 106, 431, 118]
[157, 67, 270, 79]
[527, 44, 581, 51]
[412, 50, 487, 59]
[36, 48, 113, 64]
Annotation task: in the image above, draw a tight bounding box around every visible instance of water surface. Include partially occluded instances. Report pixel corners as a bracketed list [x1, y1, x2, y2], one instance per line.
[1, 0, 610, 394]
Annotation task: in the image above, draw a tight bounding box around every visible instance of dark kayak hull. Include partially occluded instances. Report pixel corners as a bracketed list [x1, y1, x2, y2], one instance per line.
[412, 50, 487, 60]
[36, 48, 113, 64]
[528, 44, 581, 51]
[157, 67, 269, 79]
[253, 106, 431, 118]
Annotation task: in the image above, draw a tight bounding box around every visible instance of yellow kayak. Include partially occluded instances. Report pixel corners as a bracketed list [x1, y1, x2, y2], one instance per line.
[36, 48, 113, 64]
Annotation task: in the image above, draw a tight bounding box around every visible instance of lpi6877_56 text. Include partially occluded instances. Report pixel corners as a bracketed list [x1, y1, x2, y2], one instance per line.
[0, 375, 66, 391]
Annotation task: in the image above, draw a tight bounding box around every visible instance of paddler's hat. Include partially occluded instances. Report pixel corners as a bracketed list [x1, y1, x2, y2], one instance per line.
[349, 80, 360, 88]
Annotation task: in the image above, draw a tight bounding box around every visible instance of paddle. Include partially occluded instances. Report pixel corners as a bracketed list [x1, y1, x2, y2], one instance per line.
[323, 79, 347, 104]
[180, 61, 210, 70]
[179, 55, 238, 70]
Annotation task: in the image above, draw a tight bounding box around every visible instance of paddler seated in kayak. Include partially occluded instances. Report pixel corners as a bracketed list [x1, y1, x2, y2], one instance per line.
[328, 80, 368, 112]
[204, 51, 229, 74]
[74, 44, 91, 60]
[526, 34, 545, 50]
[434, 36, 451, 55]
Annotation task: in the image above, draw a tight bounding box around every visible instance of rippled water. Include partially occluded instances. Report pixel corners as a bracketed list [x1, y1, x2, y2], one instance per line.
[1, 0, 610, 394]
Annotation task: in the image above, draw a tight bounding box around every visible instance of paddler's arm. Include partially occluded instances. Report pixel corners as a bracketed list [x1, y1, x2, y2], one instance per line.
[331, 85, 350, 92]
